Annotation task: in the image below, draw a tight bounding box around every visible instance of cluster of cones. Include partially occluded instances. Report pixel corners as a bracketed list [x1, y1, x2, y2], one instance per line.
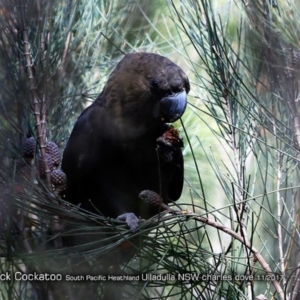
[23, 137, 67, 194]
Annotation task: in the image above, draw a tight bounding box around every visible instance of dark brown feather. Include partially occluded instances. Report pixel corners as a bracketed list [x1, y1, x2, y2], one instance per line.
[62, 52, 189, 228]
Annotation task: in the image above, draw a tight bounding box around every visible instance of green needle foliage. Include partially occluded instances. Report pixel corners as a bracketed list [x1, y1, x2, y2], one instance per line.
[0, 0, 300, 299]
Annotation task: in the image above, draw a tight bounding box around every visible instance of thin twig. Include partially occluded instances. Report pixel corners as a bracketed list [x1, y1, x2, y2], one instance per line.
[274, 122, 286, 288]
[59, 31, 71, 77]
[154, 207, 285, 300]
[212, 43, 253, 299]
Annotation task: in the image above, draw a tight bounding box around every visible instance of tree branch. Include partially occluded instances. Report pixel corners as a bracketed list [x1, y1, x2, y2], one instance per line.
[20, 6, 51, 187]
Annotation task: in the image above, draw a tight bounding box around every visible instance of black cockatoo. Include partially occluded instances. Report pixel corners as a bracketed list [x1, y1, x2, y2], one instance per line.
[62, 52, 189, 230]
